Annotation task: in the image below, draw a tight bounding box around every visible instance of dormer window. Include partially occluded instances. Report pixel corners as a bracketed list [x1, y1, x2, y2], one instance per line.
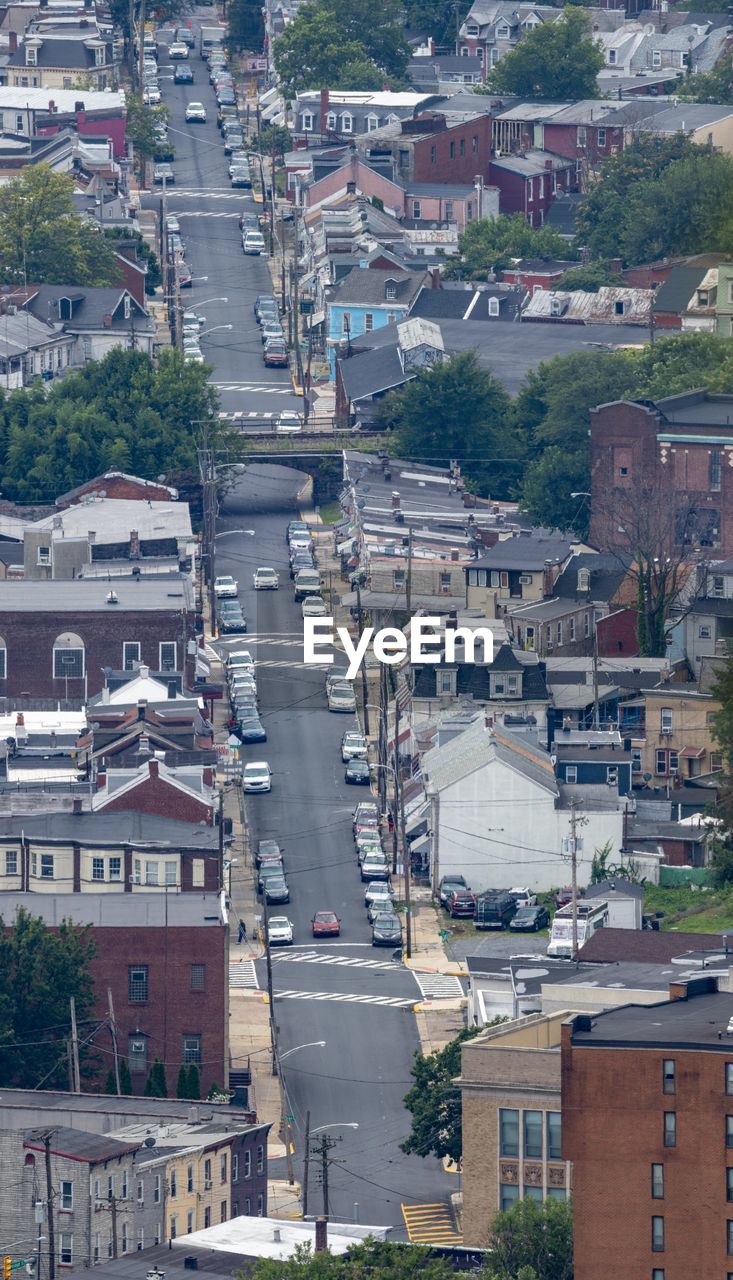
[341, 113, 353, 134]
[577, 567, 591, 592]
[26, 46, 37, 65]
[302, 111, 314, 131]
[496, 23, 510, 37]
[95, 44, 105, 66]
[608, 48, 617, 64]
[367, 114, 379, 132]
[326, 112, 336, 130]
[124, 294, 131, 319]
[488, 297, 499, 317]
[467, 23, 479, 34]
[385, 282, 397, 300]
[697, 289, 709, 307]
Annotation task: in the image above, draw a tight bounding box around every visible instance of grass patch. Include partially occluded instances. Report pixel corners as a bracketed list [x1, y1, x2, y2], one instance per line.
[318, 501, 342, 524]
[644, 883, 733, 933]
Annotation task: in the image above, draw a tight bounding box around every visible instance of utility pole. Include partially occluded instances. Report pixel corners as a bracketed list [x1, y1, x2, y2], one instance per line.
[292, 203, 304, 388]
[69, 997, 80, 1093]
[110, 1196, 118, 1260]
[430, 790, 440, 898]
[218, 787, 225, 893]
[137, 0, 146, 106]
[399, 768, 412, 958]
[570, 800, 579, 961]
[317, 1134, 339, 1217]
[592, 627, 600, 731]
[405, 527, 413, 618]
[378, 662, 387, 815]
[391, 697, 400, 874]
[44, 1133, 56, 1280]
[355, 580, 369, 737]
[107, 988, 121, 1096]
[280, 207, 287, 314]
[263, 893, 276, 1075]
[302, 1110, 311, 1216]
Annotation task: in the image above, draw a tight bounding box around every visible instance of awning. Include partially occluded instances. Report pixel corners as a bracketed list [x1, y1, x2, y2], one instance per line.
[407, 817, 428, 842]
[308, 308, 325, 328]
[679, 746, 706, 760]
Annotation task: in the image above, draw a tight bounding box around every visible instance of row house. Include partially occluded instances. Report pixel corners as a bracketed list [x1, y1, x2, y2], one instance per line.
[6, 24, 117, 90]
[293, 89, 436, 144]
[678, 558, 733, 672]
[465, 536, 574, 619]
[598, 18, 731, 79]
[522, 285, 653, 324]
[325, 266, 428, 376]
[410, 634, 550, 729]
[0, 86, 127, 159]
[488, 150, 577, 227]
[22, 495, 195, 581]
[92, 755, 216, 826]
[0, 309, 75, 389]
[491, 101, 626, 175]
[458, 2, 570, 73]
[618, 685, 722, 785]
[357, 110, 493, 187]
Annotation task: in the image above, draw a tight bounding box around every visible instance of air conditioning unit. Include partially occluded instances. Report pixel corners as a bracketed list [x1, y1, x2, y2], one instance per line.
[94, 1199, 104, 1211]
[660, 727, 672, 736]
[519, 574, 532, 585]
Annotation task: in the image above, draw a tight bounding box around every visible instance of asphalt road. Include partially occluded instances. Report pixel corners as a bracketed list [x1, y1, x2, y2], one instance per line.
[150, 16, 304, 424]
[216, 467, 452, 1232]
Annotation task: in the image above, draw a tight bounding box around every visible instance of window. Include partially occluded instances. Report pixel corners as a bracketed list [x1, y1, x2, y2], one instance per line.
[728, 1221, 733, 1255]
[488, 297, 499, 317]
[524, 1185, 543, 1202]
[233, 1153, 239, 1183]
[652, 1217, 664, 1252]
[59, 1234, 73, 1267]
[669, 750, 678, 773]
[663, 1112, 676, 1147]
[40, 854, 54, 879]
[170, 1168, 177, 1199]
[699, 624, 712, 639]
[302, 112, 313, 131]
[123, 642, 141, 670]
[128, 965, 148, 1003]
[107, 1175, 114, 1201]
[597, 128, 606, 147]
[37, 544, 51, 565]
[727, 1115, 733, 1146]
[326, 112, 336, 130]
[137, 1230, 144, 1252]
[187, 1163, 194, 1193]
[341, 113, 353, 133]
[191, 963, 206, 991]
[652, 1164, 664, 1199]
[524, 1110, 543, 1159]
[342, 313, 351, 336]
[145, 861, 158, 886]
[565, 766, 578, 784]
[94, 1178, 101, 1201]
[244, 1198, 252, 1215]
[712, 752, 723, 771]
[631, 748, 642, 774]
[393, 569, 405, 590]
[652, 48, 661, 68]
[711, 450, 722, 491]
[184, 1034, 201, 1065]
[472, 134, 478, 152]
[121, 1223, 128, 1254]
[500, 1183, 520, 1212]
[412, 200, 421, 219]
[187, 1211, 193, 1234]
[136, 1178, 144, 1205]
[662, 1059, 675, 1094]
[727, 1065, 733, 1095]
[232, 1202, 239, 1218]
[159, 642, 177, 672]
[257, 1194, 264, 1216]
[557, 622, 563, 646]
[92, 857, 104, 882]
[614, 300, 625, 316]
[0, 643, 6, 681]
[243, 1149, 252, 1178]
[129, 1034, 147, 1072]
[60, 1181, 73, 1211]
[440, 571, 452, 593]
[577, 125, 587, 147]
[170, 1216, 177, 1240]
[365, 313, 374, 331]
[547, 1112, 562, 1161]
[165, 861, 177, 886]
[221, 1154, 228, 1183]
[713, 575, 726, 597]
[154, 1224, 161, 1246]
[5, 850, 17, 876]
[367, 114, 379, 132]
[221, 1200, 227, 1223]
[122, 1170, 128, 1199]
[430, 144, 436, 163]
[109, 857, 121, 882]
[439, 670, 455, 695]
[53, 635, 85, 680]
[652, 1272, 664, 1280]
[496, 22, 510, 36]
[656, 750, 667, 775]
[527, 180, 533, 203]
[445, 200, 454, 221]
[93, 1234, 100, 1263]
[569, 617, 576, 642]
[449, 140, 455, 159]
[661, 708, 673, 733]
[584, 612, 590, 638]
[608, 48, 617, 63]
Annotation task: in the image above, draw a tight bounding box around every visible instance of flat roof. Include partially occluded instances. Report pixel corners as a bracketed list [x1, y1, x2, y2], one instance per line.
[0, 810, 221, 848]
[569, 986, 733, 1048]
[34, 498, 193, 542]
[0, 576, 194, 610]
[0, 892, 226, 928]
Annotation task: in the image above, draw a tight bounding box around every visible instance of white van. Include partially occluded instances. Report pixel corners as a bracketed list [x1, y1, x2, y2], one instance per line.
[293, 568, 321, 601]
[243, 230, 265, 256]
[547, 898, 609, 959]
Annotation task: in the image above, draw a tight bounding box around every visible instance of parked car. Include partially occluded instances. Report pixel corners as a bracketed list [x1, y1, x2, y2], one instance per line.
[290, 552, 315, 578]
[243, 761, 271, 793]
[231, 167, 252, 188]
[365, 880, 394, 909]
[153, 163, 174, 184]
[257, 862, 284, 894]
[185, 101, 206, 121]
[509, 905, 550, 932]
[144, 85, 162, 103]
[342, 732, 367, 762]
[177, 26, 196, 45]
[255, 293, 277, 318]
[372, 913, 402, 947]
[509, 887, 538, 909]
[294, 569, 322, 601]
[312, 911, 340, 937]
[225, 133, 245, 155]
[263, 340, 288, 368]
[328, 680, 356, 713]
[177, 263, 192, 287]
[447, 890, 477, 919]
[227, 650, 255, 675]
[555, 886, 573, 909]
[243, 230, 266, 254]
[475, 892, 517, 930]
[345, 758, 371, 785]
[214, 575, 238, 598]
[438, 875, 468, 908]
[261, 320, 284, 345]
[302, 595, 327, 619]
[217, 602, 247, 634]
[289, 530, 313, 552]
[276, 411, 303, 434]
[256, 839, 282, 867]
[367, 893, 395, 923]
[174, 65, 194, 82]
[237, 715, 267, 743]
[353, 801, 379, 830]
[361, 854, 390, 882]
[268, 916, 294, 945]
[253, 566, 279, 590]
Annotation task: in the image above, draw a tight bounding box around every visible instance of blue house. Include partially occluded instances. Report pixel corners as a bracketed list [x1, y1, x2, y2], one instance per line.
[553, 740, 633, 795]
[325, 266, 428, 377]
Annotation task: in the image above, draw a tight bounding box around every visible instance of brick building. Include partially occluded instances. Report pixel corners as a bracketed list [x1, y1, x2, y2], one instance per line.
[589, 391, 733, 557]
[488, 151, 576, 227]
[0, 576, 196, 697]
[562, 975, 733, 1280]
[358, 111, 493, 187]
[0, 891, 229, 1096]
[459, 1012, 571, 1247]
[55, 471, 180, 507]
[93, 756, 216, 824]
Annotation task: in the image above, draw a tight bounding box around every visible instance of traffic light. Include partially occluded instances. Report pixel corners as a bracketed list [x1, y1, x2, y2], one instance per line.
[4, 1255, 12, 1280]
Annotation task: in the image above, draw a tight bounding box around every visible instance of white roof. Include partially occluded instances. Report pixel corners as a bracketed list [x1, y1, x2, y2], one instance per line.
[34, 497, 192, 542]
[173, 1217, 389, 1259]
[0, 709, 86, 735]
[298, 91, 431, 107]
[101, 669, 186, 705]
[0, 86, 125, 112]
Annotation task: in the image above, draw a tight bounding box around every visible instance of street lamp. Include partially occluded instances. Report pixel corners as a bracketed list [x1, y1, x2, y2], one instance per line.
[199, 324, 234, 338]
[215, 529, 255, 538]
[196, 297, 229, 308]
[304, 1122, 359, 1218]
[280, 1039, 326, 1062]
[275, 1040, 327, 1186]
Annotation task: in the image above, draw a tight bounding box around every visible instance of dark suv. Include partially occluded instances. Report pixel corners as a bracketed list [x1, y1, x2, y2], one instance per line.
[446, 890, 477, 918]
[476, 892, 517, 930]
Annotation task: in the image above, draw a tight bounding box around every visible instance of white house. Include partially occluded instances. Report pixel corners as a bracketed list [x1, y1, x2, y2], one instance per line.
[421, 715, 626, 893]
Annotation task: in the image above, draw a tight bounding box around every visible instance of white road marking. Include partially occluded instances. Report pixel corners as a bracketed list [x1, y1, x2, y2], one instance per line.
[274, 989, 415, 1008]
[413, 973, 465, 1000]
[229, 959, 259, 989]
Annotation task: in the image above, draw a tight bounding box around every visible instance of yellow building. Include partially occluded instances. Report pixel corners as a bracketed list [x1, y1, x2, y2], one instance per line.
[619, 686, 722, 785]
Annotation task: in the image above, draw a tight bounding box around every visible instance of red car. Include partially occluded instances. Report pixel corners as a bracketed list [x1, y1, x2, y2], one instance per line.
[264, 340, 288, 368]
[312, 911, 341, 937]
[447, 890, 477, 919]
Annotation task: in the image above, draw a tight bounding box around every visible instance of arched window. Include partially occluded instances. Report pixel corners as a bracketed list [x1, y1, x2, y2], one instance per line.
[53, 632, 85, 680]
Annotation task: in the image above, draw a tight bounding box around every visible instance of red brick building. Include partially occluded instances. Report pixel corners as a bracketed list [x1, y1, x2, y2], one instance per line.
[596, 607, 639, 657]
[589, 391, 733, 557]
[562, 975, 733, 1280]
[357, 111, 493, 188]
[94, 756, 215, 824]
[55, 471, 179, 507]
[488, 151, 576, 227]
[0, 577, 196, 697]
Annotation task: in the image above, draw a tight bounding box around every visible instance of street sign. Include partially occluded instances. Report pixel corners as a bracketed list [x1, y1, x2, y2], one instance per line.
[10, 1262, 27, 1271]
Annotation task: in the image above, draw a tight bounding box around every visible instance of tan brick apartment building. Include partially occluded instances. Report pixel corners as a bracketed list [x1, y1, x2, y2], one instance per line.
[562, 975, 733, 1280]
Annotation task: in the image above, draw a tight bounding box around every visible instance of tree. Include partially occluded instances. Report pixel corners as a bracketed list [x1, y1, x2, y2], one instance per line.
[125, 95, 171, 175]
[186, 1062, 201, 1100]
[105, 1069, 117, 1094]
[616, 149, 733, 266]
[706, 651, 733, 884]
[446, 214, 574, 280]
[256, 124, 291, 165]
[678, 50, 733, 105]
[554, 261, 620, 292]
[485, 8, 604, 100]
[401, 1025, 484, 1162]
[104, 227, 161, 294]
[176, 1063, 189, 1099]
[273, 0, 410, 94]
[249, 1240, 456, 1280]
[119, 1058, 133, 1095]
[0, 166, 121, 287]
[379, 352, 518, 498]
[0, 908, 96, 1090]
[145, 1059, 168, 1098]
[487, 1198, 573, 1280]
[227, 0, 265, 51]
[402, 0, 471, 42]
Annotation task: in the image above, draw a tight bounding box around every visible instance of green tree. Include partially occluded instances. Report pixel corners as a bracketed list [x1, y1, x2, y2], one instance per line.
[379, 352, 518, 498]
[0, 166, 121, 287]
[105, 1069, 117, 1094]
[249, 1240, 456, 1280]
[402, 0, 471, 42]
[0, 908, 96, 1090]
[401, 1025, 484, 1162]
[227, 0, 265, 51]
[706, 649, 733, 883]
[119, 1058, 133, 1095]
[186, 1062, 201, 1100]
[125, 95, 171, 175]
[678, 50, 733, 104]
[554, 261, 620, 292]
[145, 1059, 168, 1098]
[487, 1197, 573, 1280]
[273, 0, 410, 94]
[257, 124, 291, 164]
[485, 8, 604, 99]
[447, 214, 574, 280]
[176, 1063, 189, 1099]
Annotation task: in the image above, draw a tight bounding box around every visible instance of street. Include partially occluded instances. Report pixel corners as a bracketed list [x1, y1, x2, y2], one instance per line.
[216, 466, 453, 1232]
[150, 13, 304, 425]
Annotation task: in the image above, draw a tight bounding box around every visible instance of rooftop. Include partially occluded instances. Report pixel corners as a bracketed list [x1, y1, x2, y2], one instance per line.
[0, 575, 194, 611]
[568, 982, 733, 1049]
[474, 535, 573, 571]
[578, 926, 726, 963]
[0, 810, 220, 848]
[24, 1125, 140, 1162]
[33, 498, 193, 543]
[0, 892, 226, 928]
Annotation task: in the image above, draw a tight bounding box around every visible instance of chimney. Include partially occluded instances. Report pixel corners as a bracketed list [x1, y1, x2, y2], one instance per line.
[542, 559, 555, 599]
[148, 758, 160, 779]
[15, 713, 28, 742]
[129, 529, 140, 558]
[544, 159, 553, 170]
[72, 797, 83, 814]
[314, 1218, 328, 1253]
[450, 547, 460, 561]
[137, 700, 147, 721]
[103, 314, 113, 328]
[430, 267, 441, 289]
[319, 87, 329, 134]
[9, 32, 17, 54]
[391, 490, 401, 511]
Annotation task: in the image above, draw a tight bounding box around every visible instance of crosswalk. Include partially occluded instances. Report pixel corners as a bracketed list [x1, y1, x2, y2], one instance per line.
[170, 189, 245, 199]
[413, 972, 465, 1000]
[256, 659, 332, 671]
[274, 950, 403, 972]
[229, 959, 259, 989]
[401, 1203, 462, 1245]
[219, 410, 277, 420]
[274, 988, 416, 1008]
[177, 211, 241, 218]
[214, 383, 293, 395]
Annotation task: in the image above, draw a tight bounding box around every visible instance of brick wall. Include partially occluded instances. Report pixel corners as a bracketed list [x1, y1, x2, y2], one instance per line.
[97, 760, 214, 824]
[58, 475, 178, 506]
[412, 115, 492, 184]
[0, 608, 195, 697]
[596, 607, 639, 657]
